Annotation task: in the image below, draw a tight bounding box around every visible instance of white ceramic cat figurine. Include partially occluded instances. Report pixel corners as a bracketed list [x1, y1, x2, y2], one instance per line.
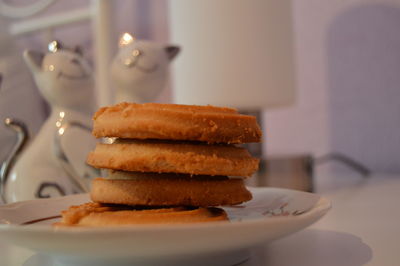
[111, 33, 180, 103]
[3, 41, 95, 203]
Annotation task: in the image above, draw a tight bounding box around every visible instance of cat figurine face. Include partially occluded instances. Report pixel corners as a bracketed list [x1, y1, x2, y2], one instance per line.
[23, 41, 95, 114]
[111, 33, 180, 103]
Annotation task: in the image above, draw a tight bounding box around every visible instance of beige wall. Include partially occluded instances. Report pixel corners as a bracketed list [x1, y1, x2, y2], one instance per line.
[2, 0, 400, 172]
[265, 0, 400, 172]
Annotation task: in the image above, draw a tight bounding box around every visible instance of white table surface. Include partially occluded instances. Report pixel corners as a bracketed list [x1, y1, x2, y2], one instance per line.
[244, 172, 400, 266]
[1, 171, 399, 266]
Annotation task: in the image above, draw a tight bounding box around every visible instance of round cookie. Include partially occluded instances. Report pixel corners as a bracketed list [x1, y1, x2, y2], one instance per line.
[86, 139, 259, 177]
[92, 102, 262, 144]
[90, 175, 252, 207]
[54, 202, 227, 227]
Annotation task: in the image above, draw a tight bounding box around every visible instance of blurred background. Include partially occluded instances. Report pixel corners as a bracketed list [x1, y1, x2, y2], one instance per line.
[1, 0, 400, 184]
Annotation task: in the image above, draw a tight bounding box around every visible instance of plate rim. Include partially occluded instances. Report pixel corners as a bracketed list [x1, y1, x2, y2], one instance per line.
[0, 187, 332, 234]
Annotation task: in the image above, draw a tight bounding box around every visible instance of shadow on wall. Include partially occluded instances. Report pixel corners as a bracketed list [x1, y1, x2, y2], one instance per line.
[327, 4, 400, 173]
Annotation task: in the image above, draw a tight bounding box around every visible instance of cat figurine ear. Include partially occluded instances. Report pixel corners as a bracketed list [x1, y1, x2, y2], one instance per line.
[165, 46, 180, 60]
[111, 33, 180, 103]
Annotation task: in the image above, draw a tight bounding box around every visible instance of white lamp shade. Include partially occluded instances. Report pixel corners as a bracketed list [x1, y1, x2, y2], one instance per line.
[169, 0, 296, 109]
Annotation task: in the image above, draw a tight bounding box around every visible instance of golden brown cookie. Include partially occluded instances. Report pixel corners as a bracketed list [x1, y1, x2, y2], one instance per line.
[86, 139, 259, 177]
[54, 202, 227, 227]
[92, 102, 262, 144]
[90, 175, 252, 206]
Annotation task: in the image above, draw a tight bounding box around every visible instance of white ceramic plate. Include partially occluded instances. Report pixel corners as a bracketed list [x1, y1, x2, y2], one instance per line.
[0, 187, 331, 266]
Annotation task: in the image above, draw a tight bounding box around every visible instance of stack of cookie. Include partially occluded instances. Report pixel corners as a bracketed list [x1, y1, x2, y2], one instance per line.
[56, 103, 261, 226]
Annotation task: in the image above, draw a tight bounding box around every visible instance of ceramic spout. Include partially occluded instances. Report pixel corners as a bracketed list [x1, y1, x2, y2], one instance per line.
[0, 119, 29, 203]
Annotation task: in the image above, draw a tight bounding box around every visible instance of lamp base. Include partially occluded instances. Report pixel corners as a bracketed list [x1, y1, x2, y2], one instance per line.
[246, 155, 314, 192]
[239, 110, 313, 192]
